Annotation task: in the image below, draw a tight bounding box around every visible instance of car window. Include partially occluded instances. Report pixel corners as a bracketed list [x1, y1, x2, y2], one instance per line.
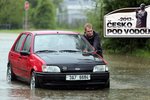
[22, 34, 31, 52]
[14, 34, 27, 52]
[34, 34, 93, 53]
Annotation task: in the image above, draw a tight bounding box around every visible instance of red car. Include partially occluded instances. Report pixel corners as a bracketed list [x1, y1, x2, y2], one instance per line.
[7, 30, 109, 89]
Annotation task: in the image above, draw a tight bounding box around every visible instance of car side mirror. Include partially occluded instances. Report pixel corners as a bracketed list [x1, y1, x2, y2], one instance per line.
[20, 50, 30, 56]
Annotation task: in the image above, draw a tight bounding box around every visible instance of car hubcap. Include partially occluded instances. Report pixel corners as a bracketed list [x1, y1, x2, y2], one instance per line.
[30, 73, 35, 89]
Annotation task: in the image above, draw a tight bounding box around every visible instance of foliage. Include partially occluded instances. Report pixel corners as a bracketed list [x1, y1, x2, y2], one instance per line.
[28, 0, 38, 8]
[0, 0, 58, 29]
[51, 0, 63, 7]
[31, 0, 56, 29]
[0, 0, 24, 29]
[132, 49, 150, 58]
[28, 0, 63, 29]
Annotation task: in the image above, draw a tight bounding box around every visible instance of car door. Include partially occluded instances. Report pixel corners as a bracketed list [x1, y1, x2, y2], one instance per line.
[20, 34, 32, 79]
[10, 33, 27, 77]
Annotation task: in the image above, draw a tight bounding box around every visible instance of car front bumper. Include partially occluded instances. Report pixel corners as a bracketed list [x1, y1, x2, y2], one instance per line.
[35, 72, 109, 87]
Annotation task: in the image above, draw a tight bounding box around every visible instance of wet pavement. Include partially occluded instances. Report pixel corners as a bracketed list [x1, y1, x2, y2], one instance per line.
[0, 33, 150, 100]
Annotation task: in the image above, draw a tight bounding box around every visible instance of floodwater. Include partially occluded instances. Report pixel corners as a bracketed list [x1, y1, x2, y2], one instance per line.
[0, 33, 150, 100]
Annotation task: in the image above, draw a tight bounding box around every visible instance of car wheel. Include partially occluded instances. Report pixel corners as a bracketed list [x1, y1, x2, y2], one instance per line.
[30, 71, 40, 89]
[7, 64, 16, 82]
[105, 80, 110, 88]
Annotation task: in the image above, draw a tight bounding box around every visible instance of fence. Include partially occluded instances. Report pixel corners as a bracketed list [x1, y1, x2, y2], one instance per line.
[0, 24, 11, 30]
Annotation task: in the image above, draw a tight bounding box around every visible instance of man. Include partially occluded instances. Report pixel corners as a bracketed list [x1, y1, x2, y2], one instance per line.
[83, 23, 103, 57]
[136, 3, 147, 28]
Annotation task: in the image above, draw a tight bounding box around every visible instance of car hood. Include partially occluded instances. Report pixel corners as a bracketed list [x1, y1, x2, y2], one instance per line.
[36, 52, 104, 65]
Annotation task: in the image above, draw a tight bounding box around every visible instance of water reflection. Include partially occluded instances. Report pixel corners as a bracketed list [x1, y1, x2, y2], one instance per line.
[6, 88, 109, 100]
[106, 54, 150, 88]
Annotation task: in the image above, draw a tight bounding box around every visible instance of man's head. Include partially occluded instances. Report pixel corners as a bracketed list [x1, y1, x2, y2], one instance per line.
[84, 23, 94, 37]
[140, 3, 145, 10]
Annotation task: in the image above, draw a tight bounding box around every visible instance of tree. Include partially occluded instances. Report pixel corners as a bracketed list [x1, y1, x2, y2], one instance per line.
[31, 0, 56, 29]
[28, 0, 38, 8]
[51, 0, 63, 7]
[0, 0, 24, 29]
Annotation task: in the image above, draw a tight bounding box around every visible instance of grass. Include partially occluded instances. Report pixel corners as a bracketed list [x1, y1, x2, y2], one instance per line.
[0, 28, 84, 34]
[131, 49, 150, 58]
[0, 29, 23, 33]
[105, 49, 150, 59]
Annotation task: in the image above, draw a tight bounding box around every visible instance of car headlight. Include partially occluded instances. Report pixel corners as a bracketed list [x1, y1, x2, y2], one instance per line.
[42, 65, 61, 72]
[93, 65, 108, 72]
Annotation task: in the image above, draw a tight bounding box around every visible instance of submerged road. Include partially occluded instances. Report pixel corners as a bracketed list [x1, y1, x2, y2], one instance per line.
[0, 33, 150, 100]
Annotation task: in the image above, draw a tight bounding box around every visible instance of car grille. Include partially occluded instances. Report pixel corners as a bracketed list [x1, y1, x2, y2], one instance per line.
[60, 64, 94, 73]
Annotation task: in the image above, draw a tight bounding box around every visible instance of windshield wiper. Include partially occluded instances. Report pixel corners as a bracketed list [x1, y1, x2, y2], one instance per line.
[59, 50, 81, 53]
[35, 50, 57, 53]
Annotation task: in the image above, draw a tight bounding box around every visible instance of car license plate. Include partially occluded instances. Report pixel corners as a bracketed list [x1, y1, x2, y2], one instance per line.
[66, 75, 90, 81]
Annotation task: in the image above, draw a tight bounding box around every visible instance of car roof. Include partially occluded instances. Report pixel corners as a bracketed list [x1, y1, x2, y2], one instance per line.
[23, 30, 79, 35]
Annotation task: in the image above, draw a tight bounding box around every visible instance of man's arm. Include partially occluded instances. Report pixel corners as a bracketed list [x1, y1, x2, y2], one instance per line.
[93, 34, 102, 52]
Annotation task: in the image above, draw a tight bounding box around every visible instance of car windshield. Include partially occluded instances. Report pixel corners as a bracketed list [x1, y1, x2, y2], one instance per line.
[34, 34, 93, 53]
